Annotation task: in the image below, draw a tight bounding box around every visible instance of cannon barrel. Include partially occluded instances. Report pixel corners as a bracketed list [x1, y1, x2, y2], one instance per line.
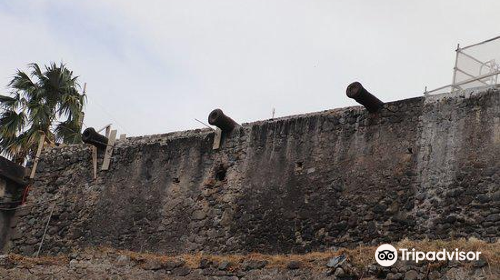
[82, 127, 109, 149]
[346, 82, 384, 113]
[0, 156, 29, 187]
[208, 109, 239, 133]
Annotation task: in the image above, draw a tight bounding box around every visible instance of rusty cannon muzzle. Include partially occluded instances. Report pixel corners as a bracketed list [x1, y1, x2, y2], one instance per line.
[208, 109, 239, 133]
[346, 82, 384, 113]
[82, 127, 109, 149]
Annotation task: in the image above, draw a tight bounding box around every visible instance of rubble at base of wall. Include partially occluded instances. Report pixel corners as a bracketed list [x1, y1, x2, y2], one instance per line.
[0, 247, 497, 280]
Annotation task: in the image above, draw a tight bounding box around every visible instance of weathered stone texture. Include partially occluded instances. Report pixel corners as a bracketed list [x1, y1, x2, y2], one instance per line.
[3, 88, 500, 256]
[0, 249, 497, 280]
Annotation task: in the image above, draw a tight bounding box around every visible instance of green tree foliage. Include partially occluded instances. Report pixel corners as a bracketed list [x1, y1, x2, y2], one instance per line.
[0, 63, 86, 163]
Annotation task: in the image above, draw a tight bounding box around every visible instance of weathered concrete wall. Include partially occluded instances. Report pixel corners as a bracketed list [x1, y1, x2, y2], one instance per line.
[3, 87, 500, 256]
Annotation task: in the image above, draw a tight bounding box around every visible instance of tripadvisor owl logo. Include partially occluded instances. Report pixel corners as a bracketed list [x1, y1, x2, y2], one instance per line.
[375, 244, 398, 266]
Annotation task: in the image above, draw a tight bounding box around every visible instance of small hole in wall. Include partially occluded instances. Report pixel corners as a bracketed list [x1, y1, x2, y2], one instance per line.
[215, 165, 227, 181]
[407, 147, 413, 154]
[172, 177, 180, 183]
[295, 162, 303, 171]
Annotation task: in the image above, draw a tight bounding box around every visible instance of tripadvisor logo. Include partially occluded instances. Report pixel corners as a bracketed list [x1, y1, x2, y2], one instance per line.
[375, 244, 481, 267]
[375, 244, 398, 267]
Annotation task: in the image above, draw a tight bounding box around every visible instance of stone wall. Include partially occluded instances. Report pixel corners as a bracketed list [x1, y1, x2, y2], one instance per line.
[3, 87, 500, 256]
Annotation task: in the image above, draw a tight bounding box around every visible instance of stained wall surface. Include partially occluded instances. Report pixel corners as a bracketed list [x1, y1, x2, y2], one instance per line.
[4, 88, 500, 256]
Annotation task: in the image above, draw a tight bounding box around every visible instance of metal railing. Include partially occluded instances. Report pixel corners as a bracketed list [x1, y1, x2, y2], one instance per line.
[425, 36, 500, 95]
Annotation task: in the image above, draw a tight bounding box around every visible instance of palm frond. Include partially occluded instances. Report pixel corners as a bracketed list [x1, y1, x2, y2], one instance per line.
[1, 62, 86, 161]
[27, 99, 52, 126]
[28, 63, 44, 80]
[0, 94, 20, 110]
[0, 110, 26, 137]
[0, 135, 21, 159]
[55, 119, 82, 144]
[8, 70, 37, 98]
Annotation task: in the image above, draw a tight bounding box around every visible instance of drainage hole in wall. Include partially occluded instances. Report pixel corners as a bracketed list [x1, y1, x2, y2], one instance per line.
[295, 162, 303, 171]
[215, 165, 227, 181]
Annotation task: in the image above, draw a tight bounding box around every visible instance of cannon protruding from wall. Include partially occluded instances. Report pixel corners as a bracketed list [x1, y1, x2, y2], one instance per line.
[82, 127, 109, 150]
[346, 82, 384, 113]
[0, 156, 29, 188]
[208, 109, 239, 133]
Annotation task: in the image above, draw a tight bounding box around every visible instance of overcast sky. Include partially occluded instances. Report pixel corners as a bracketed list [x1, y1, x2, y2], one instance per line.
[1, 0, 499, 136]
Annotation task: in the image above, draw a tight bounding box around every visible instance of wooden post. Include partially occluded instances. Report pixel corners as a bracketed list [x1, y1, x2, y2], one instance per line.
[101, 130, 117, 171]
[30, 134, 45, 179]
[78, 111, 85, 129]
[92, 146, 97, 179]
[97, 123, 112, 134]
[212, 129, 222, 150]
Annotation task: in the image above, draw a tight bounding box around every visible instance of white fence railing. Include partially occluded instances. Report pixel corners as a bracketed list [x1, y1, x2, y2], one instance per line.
[425, 36, 500, 95]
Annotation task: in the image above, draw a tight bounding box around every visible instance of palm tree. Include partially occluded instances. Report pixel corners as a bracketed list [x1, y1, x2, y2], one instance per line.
[0, 62, 86, 164]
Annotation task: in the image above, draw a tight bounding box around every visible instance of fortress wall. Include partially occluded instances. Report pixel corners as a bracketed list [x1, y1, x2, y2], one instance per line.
[3, 88, 499, 256]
